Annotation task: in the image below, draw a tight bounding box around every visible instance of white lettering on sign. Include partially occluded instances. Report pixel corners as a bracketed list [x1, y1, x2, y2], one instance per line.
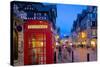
[28, 25, 48, 29]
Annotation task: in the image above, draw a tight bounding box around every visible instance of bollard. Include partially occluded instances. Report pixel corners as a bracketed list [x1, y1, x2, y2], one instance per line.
[87, 53, 90, 61]
[54, 52, 56, 63]
[72, 51, 74, 62]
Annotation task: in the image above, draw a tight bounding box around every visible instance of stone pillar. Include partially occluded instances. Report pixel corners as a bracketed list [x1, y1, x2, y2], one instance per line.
[17, 31, 24, 65]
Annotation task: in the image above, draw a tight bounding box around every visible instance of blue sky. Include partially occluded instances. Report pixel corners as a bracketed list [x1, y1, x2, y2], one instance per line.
[56, 4, 87, 37]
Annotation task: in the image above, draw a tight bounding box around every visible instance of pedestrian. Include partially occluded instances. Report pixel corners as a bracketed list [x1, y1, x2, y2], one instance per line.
[58, 46, 62, 62]
[67, 47, 71, 55]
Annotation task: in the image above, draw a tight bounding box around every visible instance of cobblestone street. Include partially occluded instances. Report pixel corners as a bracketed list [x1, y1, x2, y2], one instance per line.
[57, 47, 97, 63]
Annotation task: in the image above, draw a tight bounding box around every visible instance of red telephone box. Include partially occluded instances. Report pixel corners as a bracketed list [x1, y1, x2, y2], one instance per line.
[24, 20, 54, 65]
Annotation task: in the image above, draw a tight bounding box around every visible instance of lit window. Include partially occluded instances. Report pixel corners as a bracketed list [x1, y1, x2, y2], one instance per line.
[82, 41, 86, 45]
[44, 13, 47, 16]
[34, 13, 36, 16]
[92, 30, 96, 35]
[91, 39, 96, 47]
[34, 17, 36, 19]
[81, 32, 87, 39]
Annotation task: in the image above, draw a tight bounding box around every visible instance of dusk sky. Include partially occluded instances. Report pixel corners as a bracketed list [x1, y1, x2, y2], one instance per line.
[56, 4, 87, 37]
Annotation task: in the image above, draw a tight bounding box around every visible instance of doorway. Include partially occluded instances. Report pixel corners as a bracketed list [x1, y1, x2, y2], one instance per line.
[28, 32, 46, 64]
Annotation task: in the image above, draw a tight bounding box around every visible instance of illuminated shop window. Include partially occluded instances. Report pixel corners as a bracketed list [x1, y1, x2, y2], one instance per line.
[79, 32, 87, 39]
[91, 39, 96, 47]
[82, 41, 86, 45]
[92, 30, 96, 36]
